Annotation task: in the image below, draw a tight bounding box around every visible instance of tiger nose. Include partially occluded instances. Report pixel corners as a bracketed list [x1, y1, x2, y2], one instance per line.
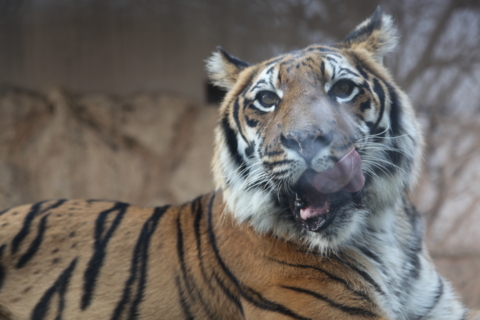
[281, 131, 333, 162]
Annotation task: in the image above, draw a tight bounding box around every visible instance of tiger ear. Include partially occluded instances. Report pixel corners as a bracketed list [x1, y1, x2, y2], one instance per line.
[206, 47, 251, 90]
[341, 7, 398, 64]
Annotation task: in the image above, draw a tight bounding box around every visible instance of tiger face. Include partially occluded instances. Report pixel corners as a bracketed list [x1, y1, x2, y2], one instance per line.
[208, 9, 422, 250]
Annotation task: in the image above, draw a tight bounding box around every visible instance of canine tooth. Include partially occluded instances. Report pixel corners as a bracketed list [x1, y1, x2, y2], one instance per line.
[294, 193, 304, 207]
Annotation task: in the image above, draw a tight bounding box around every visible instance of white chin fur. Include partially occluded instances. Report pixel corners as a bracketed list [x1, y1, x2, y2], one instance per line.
[219, 145, 370, 252]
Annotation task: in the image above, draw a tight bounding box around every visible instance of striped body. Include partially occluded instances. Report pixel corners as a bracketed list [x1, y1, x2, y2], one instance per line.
[0, 195, 389, 320]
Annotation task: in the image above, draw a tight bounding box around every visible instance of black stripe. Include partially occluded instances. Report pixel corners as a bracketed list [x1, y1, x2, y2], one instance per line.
[31, 258, 78, 320]
[241, 73, 259, 98]
[233, 98, 248, 143]
[192, 197, 211, 286]
[242, 286, 311, 320]
[333, 255, 386, 297]
[326, 56, 338, 63]
[245, 115, 258, 128]
[176, 208, 217, 319]
[339, 67, 360, 78]
[371, 78, 385, 134]
[356, 65, 369, 79]
[358, 246, 389, 281]
[416, 277, 444, 320]
[207, 195, 309, 320]
[266, 257, 372, 302]
[262, 159, 294, 169]
[176, 214, 196, 299]
[221, 116, 247, 179]
[16, 214, 50, 269]
[250, 79, 267, 93]
[245, 142, 255, 158]
[385, 83, 403, 136]
[177, 210, 215, 319]
[206, 194, 244, 314]
[175, 276, 194, 320]
[111, 205, 169, 320]
[385, 141, 403, 168]
[82, 202, 129, 310]
[263, 150, 284, 157]
[12, 200, 66, 254]
[358, 246, 382, 266]
[404, 201, 424, 253]
[320, 61, 325, 77]
[360, 99, 371, 112]
[270, 170, 291, 179]
[281, 285, 377, 318]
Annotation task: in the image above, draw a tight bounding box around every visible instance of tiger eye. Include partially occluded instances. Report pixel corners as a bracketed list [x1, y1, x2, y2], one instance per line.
[258, 91, 279, 107]
[331, 80, 354, 98]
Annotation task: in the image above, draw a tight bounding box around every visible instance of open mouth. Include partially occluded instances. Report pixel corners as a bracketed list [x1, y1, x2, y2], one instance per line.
[289, 149, 365, 232]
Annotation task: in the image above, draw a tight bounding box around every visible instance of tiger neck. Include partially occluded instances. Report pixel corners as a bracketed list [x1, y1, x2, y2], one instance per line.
[220, 186, 466, 319]
[343, 200, 466, 320]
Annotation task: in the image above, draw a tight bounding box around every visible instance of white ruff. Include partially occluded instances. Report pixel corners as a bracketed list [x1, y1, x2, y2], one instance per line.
[213, 108, 467, 319]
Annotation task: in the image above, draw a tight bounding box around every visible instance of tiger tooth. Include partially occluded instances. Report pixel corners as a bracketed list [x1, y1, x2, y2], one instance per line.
[294, 193, 304, 207]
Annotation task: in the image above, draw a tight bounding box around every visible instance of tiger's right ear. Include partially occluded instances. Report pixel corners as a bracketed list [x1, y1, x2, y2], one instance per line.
[341, 7, 398, 64]
[206, 47, 251, 90]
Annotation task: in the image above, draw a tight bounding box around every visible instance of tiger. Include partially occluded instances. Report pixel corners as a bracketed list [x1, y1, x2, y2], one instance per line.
[0, 7, 477, 320]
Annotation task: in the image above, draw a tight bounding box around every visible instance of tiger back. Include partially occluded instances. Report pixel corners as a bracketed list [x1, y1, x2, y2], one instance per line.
[0, 8, 477, 320]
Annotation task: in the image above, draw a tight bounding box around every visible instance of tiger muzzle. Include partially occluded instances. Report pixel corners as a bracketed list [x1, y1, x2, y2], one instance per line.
[280, 130, 333, 163]
[291, 149, 365, 232]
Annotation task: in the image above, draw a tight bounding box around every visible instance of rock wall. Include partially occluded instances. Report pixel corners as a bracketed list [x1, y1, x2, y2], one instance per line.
[0, 86, 216, 208]
[0, 85, 478, 308]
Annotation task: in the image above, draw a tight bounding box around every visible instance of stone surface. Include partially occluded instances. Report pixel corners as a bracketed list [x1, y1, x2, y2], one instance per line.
[0, 85, 215, 208]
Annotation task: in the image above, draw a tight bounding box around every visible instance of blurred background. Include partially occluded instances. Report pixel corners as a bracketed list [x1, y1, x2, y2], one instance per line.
[1, 0, 480, 307]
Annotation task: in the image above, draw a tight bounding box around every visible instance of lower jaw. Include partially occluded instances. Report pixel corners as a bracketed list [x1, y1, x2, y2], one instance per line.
[287, 190, 362, 234]
[293, 205, 337, 232]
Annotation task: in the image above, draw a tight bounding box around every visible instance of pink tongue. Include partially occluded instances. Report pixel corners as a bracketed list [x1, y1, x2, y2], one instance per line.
[311, 149, 365, 194]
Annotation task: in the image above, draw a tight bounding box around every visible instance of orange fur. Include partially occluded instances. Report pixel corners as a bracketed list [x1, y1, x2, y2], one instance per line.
[0, 196, 387, 319]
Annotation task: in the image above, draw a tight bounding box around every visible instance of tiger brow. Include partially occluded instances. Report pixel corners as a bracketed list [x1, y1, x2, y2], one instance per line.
[250, 79, 267, 92]
[338, 68, 360, 78]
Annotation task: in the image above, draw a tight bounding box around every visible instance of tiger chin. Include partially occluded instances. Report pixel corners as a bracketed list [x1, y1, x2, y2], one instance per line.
[0, 7, 477, 320]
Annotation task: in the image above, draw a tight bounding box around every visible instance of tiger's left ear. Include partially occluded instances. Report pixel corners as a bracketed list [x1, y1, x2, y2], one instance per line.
[206, 47, 251, 90]
[341, 7, 398, 64]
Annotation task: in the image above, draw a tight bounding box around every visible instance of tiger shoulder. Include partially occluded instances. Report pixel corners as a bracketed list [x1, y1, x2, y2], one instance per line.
[0, 8, 477, 320]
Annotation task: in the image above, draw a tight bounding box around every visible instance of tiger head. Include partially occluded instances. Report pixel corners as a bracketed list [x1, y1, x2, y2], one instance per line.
[207, 8, 422, 251]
